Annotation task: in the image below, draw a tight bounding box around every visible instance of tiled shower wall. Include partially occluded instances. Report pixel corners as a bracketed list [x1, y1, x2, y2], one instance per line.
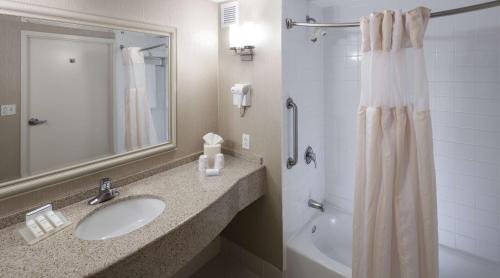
[282, 0, 325, 241]
[322, 0, 500, 262]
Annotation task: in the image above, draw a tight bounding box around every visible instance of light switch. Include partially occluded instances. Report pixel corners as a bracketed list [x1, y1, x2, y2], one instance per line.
[242, 133, 250, 150]
[0, 104, 16, 116]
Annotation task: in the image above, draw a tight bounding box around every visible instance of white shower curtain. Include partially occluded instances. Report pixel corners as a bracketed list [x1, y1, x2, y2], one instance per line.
[122, 47, 158, 150]
[352, 7, 438, 278]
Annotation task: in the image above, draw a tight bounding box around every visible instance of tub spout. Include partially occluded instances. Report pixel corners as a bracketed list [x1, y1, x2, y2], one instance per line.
[308, 199, 324, 212]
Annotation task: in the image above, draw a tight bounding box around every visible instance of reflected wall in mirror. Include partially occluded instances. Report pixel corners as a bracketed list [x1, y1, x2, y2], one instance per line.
[0, 14, 172, 183]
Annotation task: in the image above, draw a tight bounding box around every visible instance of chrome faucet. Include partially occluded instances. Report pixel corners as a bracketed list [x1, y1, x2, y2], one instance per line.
[308, 199, 324, 212]
[88, 178, 119, 205]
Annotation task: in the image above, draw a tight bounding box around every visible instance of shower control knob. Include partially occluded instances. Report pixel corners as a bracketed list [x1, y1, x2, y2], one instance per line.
[305, 146, 317, 168]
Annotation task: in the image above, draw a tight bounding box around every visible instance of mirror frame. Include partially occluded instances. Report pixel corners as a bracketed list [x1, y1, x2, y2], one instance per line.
[0, 0, 177, 200]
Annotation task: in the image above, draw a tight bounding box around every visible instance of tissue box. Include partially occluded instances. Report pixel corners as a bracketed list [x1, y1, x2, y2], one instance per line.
[204, 144, 221, 167]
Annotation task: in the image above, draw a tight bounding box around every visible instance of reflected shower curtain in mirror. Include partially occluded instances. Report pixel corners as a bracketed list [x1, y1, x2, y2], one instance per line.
[122, 47, 158, 150]
[353, 7, 438, 278]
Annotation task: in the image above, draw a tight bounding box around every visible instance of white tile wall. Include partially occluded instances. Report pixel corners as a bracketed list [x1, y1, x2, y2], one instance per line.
[320, 0, 500, 262]
[282, 0, 326, 241]
[323, 25, 360, 214]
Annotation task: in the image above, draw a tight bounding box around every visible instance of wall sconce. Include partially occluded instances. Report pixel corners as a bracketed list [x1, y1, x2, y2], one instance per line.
[229, 22, 256, 61]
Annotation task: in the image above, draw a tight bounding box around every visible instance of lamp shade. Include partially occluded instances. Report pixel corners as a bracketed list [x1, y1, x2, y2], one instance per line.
[241, 21, 256, 47]
[229, 24, 242, 48]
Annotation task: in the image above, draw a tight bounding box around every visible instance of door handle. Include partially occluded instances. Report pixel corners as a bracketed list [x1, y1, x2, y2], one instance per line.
[28, 118, 47, 126]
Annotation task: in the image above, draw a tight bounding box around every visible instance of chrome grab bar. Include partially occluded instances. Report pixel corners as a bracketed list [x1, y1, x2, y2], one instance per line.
[286, 97, 298, 169]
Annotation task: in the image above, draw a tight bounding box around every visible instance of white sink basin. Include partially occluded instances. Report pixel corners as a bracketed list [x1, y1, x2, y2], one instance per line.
[75, 197, 165, 240]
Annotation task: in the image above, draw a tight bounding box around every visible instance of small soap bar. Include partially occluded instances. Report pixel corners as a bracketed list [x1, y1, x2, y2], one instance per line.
[45, 211, 64, 227]
[26, 220, 44, 238]
[205, 168, 220, 176]
[35, 215, 54, 232]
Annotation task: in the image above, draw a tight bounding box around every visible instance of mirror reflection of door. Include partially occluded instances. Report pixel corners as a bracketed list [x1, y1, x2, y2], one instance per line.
[0, 14, 172, 183]
[22, 32, 113, 176]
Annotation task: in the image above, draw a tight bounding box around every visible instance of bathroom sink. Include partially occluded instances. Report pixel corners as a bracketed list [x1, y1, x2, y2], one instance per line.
[75, 197, 165, 240]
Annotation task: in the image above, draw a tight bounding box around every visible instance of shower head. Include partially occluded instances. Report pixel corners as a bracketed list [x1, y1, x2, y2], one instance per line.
[310, 27, 327, 43]
[305, 15, 327, 43]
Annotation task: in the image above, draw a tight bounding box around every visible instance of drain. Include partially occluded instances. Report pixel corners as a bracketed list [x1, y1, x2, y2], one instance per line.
[312, 225, 316, 233]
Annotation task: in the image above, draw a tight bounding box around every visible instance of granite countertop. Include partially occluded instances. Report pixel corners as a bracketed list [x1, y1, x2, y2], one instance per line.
[0, 156, 265, 278]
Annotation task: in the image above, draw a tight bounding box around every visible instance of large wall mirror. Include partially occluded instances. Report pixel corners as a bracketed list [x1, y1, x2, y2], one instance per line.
[0, 6, 176, 197]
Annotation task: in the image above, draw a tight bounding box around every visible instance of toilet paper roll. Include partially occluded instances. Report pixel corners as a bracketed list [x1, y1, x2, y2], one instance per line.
[205, 168, 220, 176]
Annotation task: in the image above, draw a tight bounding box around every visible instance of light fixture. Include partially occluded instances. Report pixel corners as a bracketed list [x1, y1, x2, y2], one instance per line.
[229, 21, 256, 61]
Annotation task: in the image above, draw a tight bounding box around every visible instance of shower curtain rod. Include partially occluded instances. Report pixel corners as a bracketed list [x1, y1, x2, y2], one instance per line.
[139, 43, 168, 52]
[119, 43, 168, 52]
[285, 0, 500, 29]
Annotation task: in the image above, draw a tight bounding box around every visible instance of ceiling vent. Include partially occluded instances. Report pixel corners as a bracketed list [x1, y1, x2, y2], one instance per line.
[221, 1, 239, 28]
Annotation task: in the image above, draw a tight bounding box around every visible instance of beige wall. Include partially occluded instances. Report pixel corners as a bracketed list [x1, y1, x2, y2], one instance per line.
[0, 15, 21, 182]
[217, 0, 283, 270]
[0, 0, 219, 215]
[0, 0, 284, 270]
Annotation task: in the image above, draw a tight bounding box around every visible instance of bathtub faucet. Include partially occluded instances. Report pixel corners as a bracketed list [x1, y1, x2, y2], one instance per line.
[308, 199, 324, 212]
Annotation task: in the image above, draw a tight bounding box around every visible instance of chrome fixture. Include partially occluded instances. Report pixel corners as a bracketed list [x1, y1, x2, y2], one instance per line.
[230, 46, 255, 61]
[305, 146, 317, 168]
[306, 16, 327, 43]
[28, 118, 47, 126]
[310, 28, 327, 43]
[119, 43, 168, 52]
[286, 0, 500, 29]
[286, 97, 298, 169]
[306, 15, 316, 23]
[88, 178, 119, 205]
[229, 22, 257, 61]
[308, 199, 324, 212]
[139, 43, 168, 52]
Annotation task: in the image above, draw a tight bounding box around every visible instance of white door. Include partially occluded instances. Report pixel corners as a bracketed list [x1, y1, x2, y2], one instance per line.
[23, 32, 113, 176]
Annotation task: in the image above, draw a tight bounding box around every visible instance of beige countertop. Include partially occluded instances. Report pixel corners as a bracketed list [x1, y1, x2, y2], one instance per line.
[0, 156, 265, 278]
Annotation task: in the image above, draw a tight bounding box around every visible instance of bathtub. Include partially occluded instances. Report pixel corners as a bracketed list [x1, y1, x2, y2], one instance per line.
[286, 205, 500, 278]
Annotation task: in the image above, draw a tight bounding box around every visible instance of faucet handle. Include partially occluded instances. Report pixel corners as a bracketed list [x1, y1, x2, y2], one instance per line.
[99, 178, 112, 191]
[305, 146, 317, 168]
[88, 178, 118, 205]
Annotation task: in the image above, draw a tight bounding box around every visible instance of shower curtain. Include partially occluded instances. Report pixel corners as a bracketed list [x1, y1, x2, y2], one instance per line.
[352, 7, 438, 278]
[122, 47, 158, 150]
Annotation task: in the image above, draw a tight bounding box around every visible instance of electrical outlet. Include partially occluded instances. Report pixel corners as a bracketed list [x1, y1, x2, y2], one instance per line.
[242, 133, 250, 150]
[0, 104, 16, 116]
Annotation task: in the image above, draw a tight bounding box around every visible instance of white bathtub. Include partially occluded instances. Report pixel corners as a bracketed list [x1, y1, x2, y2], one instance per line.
[286, 205, 500, 278]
